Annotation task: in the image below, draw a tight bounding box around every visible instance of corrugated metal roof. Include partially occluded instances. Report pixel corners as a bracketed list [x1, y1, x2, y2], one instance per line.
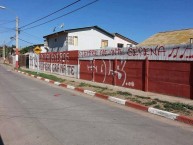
[138, 28, 193, 46]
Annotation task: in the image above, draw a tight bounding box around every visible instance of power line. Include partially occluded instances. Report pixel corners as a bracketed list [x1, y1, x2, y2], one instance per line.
[20, 0, 81, 29]
[20, 31, 42, 40]
[0, 20, 15, 26]
[0, 27, 15, 30]
[0, 29, 15, 33]
[18, 38, 34, 45]
[5, 39, 14, 45]
[21, 0, 99, 31]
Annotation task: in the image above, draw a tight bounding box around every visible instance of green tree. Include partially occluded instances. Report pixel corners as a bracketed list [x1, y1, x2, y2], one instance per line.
[19, 46, 32, 54]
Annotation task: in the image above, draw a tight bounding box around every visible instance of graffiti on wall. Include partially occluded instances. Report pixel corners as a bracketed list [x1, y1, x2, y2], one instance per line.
[39, 52, 70, 63]
[29, 53, 39, 70]
[79, 44, 193, 61]
[85, 59, 136, 87]
[29, 51, 79, 78]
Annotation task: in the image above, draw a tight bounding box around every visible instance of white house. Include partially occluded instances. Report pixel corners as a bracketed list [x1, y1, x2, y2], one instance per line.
[43, 26, 138, 52]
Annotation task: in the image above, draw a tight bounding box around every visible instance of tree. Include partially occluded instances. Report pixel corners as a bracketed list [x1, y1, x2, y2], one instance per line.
[19, 46, 33, 54]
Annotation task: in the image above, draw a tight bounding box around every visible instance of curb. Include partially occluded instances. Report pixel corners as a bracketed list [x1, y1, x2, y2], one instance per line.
[15, 69, 193, 126]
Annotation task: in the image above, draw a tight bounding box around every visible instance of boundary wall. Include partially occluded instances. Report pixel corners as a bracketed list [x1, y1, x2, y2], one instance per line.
[29, 44, 193, 99]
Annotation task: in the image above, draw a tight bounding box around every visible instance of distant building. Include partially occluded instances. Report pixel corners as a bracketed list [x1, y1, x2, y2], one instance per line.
[138, 28, 193, 46]
[43, 26, 138, 52]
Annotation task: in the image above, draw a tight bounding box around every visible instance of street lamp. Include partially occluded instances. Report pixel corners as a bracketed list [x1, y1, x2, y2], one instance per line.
[0, 6, 19, 68]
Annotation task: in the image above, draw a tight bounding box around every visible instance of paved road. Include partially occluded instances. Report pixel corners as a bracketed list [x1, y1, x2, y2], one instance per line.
[0, 64, 193, 145]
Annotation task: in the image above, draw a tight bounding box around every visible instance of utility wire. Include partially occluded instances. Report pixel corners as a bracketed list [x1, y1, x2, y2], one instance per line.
[20, 31, 43, 40]
[0, 20, 15, 25]
[5, 39, 14, 45]
[21, 0, 99, 31]
[0, 27, 15, 30]
[17, 38, 34, 45]
[0, 29, 15, 33]
[20, 0, 81, 29]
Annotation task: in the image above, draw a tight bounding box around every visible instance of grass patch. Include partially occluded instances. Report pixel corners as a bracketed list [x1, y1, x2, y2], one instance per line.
[163, 102, 192, 112]
[19, 68, 66, 82]
[19, 69, 38, 76]
[79, 82, 89, 87]
[135, 95, 151, 99]
[154, 104, 161, 109]
[88, 84, 107, 90]
[143, 100, 157, 106]
[39, 73, 65, 82]
[154, 98, 169, 104]
[103, 91, 117, 96]
[78, 83, 107, 91]
[130, 98, 141, 104]
[154, 98, 193, 112]
[116, 91, 132, 96]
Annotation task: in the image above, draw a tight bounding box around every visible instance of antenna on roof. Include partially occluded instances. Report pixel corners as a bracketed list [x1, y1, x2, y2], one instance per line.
[60, 23, 64, 29]
[52, 23, 65, 32]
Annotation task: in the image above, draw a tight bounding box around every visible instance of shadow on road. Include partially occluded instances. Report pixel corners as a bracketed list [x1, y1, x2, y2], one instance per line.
[0, 135, 4, 145]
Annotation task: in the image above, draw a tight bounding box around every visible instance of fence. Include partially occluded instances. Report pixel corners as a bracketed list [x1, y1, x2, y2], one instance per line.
[29, 44, 193, 99]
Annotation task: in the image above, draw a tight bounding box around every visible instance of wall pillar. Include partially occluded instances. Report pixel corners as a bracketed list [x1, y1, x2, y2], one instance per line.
[144, 57, 149, 92]
[113, 59, 117, 86]
[92, 59, 95, 82]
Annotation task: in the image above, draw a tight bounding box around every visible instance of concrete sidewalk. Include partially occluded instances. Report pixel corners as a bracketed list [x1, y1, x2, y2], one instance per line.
[19, 66, 193, 106]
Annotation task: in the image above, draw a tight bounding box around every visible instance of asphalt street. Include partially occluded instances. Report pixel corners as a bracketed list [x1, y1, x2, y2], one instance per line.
[0, 64, 193, 145]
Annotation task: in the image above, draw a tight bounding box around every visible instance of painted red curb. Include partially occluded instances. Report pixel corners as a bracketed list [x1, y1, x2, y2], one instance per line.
[75, 88, 84, 93]
[95, 93, 108, 100]
[125, 100, 148, 112]
[176, 115, 193, 126]
[59, 83, 67, 88]
[49, 80, 55, 84]
[41, 78, 45, 81]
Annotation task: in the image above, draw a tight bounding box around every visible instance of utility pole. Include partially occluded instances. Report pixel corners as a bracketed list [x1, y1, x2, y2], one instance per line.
[16, 16, 19, 48]
[3, 41, 5, 63]
[15, 16, 19, 69]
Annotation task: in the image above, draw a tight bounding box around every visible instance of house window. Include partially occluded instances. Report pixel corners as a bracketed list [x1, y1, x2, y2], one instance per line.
[117, 43, 124, 48]
[127, 44, 132, 47]
[68, 36, 73, 45]
[68, 36, 78, 46]
[74, 36, 78, 46]
[54, 38, 57, 42]
[101, 40, 108, 48]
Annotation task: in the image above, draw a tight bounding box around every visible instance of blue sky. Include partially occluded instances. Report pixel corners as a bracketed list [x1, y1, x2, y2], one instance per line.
[0, 0, 193, 48]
